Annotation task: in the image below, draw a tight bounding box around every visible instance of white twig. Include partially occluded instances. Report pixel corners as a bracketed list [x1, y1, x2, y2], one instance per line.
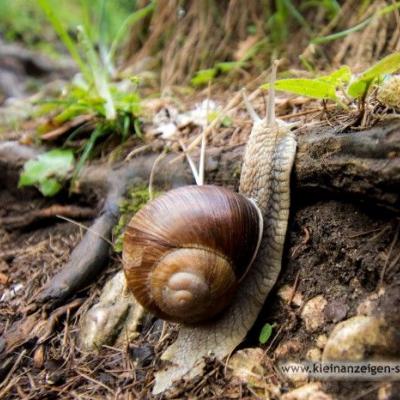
[179, 140, 200, 185]
[199, 87, 211, 185]
[241, 89, 261, 122]
[198, 126, 206, 186]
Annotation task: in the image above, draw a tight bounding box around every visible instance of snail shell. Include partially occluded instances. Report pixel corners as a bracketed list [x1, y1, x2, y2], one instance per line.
[122, 185, 262, 324]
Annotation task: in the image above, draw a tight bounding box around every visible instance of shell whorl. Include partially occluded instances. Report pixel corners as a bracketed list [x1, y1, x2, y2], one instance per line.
[122, 185, 261, 324]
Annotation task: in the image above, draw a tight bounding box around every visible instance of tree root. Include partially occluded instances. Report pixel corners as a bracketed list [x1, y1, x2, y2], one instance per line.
[0, 204, 97, 229]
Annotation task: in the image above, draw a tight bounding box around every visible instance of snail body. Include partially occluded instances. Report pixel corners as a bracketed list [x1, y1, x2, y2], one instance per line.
[122, 185, 262, 324]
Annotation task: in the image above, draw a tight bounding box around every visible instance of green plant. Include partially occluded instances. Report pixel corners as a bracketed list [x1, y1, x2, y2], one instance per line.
[259, 323, 275, 345]
[261, 53, 400, 105]
[0, 0, 139, 54]
[19, 149, 74, 196]
[312, 2, 400, 45]
[37, 0, 152, 120]
[17, 0, 152, 196]
[191, 61, 245, 87]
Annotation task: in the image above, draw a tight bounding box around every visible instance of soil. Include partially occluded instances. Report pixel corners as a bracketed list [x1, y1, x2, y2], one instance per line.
[1, 160, 399, 399]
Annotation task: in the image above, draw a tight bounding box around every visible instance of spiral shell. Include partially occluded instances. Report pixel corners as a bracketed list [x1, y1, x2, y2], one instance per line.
[122, 185, 261, 324]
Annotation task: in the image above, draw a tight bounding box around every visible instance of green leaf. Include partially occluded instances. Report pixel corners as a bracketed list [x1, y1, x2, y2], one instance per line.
[348, 52, 400, 98]
[39, 178, 63, 197]
[259, 323, 274, 344]
[215, 61, 243, 73]
[134, 118, 143, 139]
[73, 125, 108, 178]
[221, 115, 233, 127]
[37, 0, 91, 82]
[77, 25, 116, 120]
[347, 80, 370, 99]
[19, 149, 74, 196]
[191, 69, 216, 87]
[317, 66, 351, 86]
[262, 78, 337, 100]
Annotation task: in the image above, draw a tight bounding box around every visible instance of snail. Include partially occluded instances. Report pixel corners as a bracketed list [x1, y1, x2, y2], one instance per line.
[122, 61, 298, 393]
[122, 184, 263, 324]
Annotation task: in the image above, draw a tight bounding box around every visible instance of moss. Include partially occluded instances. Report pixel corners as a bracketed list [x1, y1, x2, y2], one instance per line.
[113, 184, 162, 253]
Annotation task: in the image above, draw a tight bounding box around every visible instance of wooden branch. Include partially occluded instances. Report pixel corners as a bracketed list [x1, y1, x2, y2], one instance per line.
[0, 205, 97, 229]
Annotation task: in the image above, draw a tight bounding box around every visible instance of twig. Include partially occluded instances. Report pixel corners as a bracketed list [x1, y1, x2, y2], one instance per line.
[198, 84, 211, 186]
[76, 370, 114, 394]
[125, 144, 151, 161]
[241, 89, 261, 123]
[37, 298, 84, 344]
[379, 223, 400, 287]
[56, 215, 114, 247]
[0, 205, 97, 229]
[0, 349, 27, 391]
[179, 140, 200, 185]
[288, 270, 301, 306]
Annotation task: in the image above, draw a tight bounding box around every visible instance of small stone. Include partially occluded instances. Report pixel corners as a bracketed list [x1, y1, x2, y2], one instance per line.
[80, 271, 144, 351]
[281, 383, 332, 400]
[44, 359, 64, 386]
[278, 284, 303, 307]
[324, 299, 348, 323]
[130, 344, 155, 367]
[306, 347, 321, 362]
[274, 339, 302, 360]
[356, 289, 384, 316]
[227, 348, 273, 397]
[301, 295, 327, 332]
[316, 335, 327, 350]
[323, 316, 400, 361]
[378, 383, 393, 400]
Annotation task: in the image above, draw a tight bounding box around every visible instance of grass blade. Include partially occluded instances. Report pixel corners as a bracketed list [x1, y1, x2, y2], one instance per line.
[108, 1, 155, 64]
[73, 125, 108, 179]
[312, 2, 400, 44]
[37, 0, 91, 82]
[77, 25, 116, 120]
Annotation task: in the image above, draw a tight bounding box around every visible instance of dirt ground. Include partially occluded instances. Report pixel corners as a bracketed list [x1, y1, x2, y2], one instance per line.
[1, 151, 399, 399]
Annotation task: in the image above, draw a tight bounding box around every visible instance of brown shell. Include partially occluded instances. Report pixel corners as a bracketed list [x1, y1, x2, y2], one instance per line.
[122, 185, 260, 324]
